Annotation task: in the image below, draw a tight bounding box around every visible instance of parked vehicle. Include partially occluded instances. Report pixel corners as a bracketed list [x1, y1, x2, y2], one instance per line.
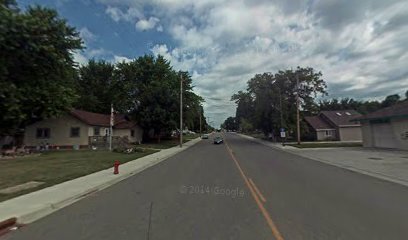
[202, 134, 209, 139]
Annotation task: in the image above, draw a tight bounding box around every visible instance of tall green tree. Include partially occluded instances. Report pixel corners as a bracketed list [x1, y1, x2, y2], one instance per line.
[381, 94, 401, 108]
[222, 117, 238, 131]
[239, 118, 254, 133]
[232, 67, 327, 136]
[130, 55, 179, 141]
[75, 60, 133, 114]
[114, 55, 203, 142]
[0, 1, 82, 134]
[231, 91, 254, 126]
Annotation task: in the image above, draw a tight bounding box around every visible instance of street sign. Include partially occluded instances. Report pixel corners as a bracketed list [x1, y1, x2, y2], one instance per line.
[280, 131, 286, 138]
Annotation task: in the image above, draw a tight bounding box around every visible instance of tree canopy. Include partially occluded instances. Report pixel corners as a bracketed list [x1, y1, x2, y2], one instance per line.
[74, 56, 207, 141]
[228, 65, 407, 139]
[230, 67, 327, 136]
[318, 93, 406, 114]
[0, 1, 82, 134]
[221, 117, 238, 131]
[0, 1, 207, 140]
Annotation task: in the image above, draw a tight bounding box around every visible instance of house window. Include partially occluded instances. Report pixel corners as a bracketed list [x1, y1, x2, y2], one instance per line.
[94, 127, 100, 136]
[131, 129, 135, 137]
[70, 127, 80, 137]
[36, 128, 50, 139]
[105, 128, 110, 136]
[325, 130, 332, 136]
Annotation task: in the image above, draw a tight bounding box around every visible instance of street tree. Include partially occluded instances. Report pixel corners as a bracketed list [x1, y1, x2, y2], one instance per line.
[75, 60, 133, 114]
[231, 91, 254, 126]
[0, 1, 82, 135]
[222, 117, 238, 131]
[115, 55, 203, 142]
[233, 67, 327, 136]
[382, 94, 401, 108]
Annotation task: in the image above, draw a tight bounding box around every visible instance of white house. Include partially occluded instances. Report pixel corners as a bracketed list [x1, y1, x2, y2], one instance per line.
[24, 109, 143, 149]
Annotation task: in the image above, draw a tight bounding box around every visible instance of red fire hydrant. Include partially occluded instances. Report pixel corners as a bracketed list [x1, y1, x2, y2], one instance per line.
[113, 160, 120, 174]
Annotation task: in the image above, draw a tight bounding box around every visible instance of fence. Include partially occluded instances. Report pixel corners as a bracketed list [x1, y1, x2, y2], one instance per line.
[88, 136, 130, 150]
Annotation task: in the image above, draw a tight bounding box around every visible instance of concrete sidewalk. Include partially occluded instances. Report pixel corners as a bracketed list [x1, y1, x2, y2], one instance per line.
[0, 138, 201, 226]
[238, 133, 408, 187]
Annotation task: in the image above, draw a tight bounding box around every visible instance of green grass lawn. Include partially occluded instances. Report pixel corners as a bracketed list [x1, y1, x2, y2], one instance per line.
[286, 142, 363, 148]
[0, 149, 156, 202]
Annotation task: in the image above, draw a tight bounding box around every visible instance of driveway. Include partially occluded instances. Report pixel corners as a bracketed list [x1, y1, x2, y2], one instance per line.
[288, 146, 408, 186]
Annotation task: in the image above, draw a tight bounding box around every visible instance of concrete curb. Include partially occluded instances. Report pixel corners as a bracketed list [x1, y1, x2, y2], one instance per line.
[0, 137, 202, 227]
[237, 134, 408, 188]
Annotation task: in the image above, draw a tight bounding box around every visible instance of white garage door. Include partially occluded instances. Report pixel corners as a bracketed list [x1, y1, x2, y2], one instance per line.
[372, 123, 396, 149]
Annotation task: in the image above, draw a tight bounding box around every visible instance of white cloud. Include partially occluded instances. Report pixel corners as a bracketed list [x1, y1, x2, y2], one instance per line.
[87, 48, 109, 57]
[72, 51, 88, 66]
[135, 17, 160, 31]
[98, 0, 408, 126]
[79, 27, 96, 43]
[114, 55, 133, 63]
[105, 6, 144, 22]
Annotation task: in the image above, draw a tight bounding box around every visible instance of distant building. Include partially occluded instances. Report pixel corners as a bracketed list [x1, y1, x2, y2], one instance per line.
[352, 101, 408, 150]
[24, 109, 143, 149]
[305, 110, 362, 141]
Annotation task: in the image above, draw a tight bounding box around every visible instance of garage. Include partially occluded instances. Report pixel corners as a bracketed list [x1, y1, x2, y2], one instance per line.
[371, 122, 397, 149]
[354, 101, 408, 150]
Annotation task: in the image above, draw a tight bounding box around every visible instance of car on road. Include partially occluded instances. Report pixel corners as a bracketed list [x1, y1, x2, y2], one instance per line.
[201, 134, 209, 139]
[213, 136, 223, 144]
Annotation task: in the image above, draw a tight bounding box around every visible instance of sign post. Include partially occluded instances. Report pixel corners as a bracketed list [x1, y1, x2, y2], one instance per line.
[280, 128, 286, 146]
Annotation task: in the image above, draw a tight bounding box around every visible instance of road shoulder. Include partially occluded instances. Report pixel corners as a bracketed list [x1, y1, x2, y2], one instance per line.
[237, 133, 408, 188]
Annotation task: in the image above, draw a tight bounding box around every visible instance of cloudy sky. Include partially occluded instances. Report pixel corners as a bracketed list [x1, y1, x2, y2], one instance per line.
[19, 0, 408, 127]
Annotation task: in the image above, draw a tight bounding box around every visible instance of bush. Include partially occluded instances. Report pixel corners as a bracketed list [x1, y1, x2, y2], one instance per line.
[133, 147, 146, 153]
[112, 147, 125, 153]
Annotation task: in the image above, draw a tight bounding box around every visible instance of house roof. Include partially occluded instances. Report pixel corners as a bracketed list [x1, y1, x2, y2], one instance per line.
[70, 109, 136, 128]
[304, 116, 335, 130]
[115, 121, 137, 129]
[352, 100, 408, 121]
[320, 110, 362, 127]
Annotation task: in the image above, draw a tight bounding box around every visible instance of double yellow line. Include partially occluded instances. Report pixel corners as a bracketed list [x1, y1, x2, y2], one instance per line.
[225, 140, 284, 240]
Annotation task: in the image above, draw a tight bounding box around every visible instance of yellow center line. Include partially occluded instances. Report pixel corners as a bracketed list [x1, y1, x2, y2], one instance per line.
[249, 178, 267, 203]
[224, 139, 284, 240]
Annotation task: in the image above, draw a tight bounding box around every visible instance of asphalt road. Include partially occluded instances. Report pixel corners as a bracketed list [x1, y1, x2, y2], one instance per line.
[3, 133, 408, 240]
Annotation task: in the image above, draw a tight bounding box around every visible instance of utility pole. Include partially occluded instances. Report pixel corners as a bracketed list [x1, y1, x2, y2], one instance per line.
[278, 87, 285, 146]
[279, 87, 283, 129]
[296, 73, 301, 145]
[109, 104, 113, 151]
[199, 108, 202, 137]
[180, 74, 183, 148]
